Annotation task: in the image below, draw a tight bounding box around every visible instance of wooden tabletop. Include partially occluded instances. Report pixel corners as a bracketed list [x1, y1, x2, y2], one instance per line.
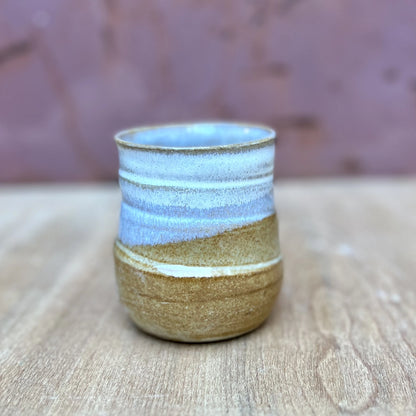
[1, 179, 415, 415]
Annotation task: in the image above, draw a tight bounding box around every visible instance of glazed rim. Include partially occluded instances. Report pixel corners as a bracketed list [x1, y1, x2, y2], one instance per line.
[114, 122, 276, 152]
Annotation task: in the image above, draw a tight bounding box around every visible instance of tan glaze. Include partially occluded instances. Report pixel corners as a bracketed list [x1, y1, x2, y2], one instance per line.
[125, 214, 280, 266]
[113, 215, 283, 342]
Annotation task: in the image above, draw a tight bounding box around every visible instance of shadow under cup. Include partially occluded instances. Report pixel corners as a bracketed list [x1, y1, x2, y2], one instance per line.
[113, 122, 283, 342]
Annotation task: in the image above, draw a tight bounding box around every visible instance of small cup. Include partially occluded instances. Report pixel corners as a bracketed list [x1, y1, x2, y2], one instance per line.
[113, 122, 283, 342]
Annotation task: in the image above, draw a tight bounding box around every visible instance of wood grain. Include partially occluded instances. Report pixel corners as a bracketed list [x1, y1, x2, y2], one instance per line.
[1, 180, 416, 415]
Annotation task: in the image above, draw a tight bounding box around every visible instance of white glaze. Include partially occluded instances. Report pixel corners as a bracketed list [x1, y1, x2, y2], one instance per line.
[115, 122, 276, 246]
[115, 240, 282, 278]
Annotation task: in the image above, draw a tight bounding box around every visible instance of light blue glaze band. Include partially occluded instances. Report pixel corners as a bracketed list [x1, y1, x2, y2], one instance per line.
[115, 122, 276, 246]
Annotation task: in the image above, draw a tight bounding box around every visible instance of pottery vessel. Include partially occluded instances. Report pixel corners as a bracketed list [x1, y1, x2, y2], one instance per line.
[113, 122, 283, 342]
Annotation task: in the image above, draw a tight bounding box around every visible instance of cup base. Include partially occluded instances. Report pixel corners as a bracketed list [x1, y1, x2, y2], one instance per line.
[114, 242, 283, 343]
[128, 314, 273, 343]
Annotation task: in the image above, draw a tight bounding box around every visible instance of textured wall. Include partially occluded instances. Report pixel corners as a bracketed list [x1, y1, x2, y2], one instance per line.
[0, 0, 415, 182]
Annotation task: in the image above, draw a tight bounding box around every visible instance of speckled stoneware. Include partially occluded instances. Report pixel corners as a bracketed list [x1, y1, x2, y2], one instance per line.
[113, 122, 283, 342]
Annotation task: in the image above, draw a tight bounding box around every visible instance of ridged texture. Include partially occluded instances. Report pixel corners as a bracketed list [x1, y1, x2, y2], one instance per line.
[114, 248, 283, 342]
[117, 124, 275, 246]
[114, 123, 282, 342]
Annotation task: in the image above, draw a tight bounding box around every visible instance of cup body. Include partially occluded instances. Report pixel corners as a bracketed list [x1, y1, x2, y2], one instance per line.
[114, 122, 283, 342]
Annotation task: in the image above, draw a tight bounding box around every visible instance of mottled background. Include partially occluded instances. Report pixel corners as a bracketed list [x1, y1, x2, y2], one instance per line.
[0, 0, 415, 182]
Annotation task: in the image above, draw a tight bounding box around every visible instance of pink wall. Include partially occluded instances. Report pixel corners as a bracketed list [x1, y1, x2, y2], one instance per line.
[1, 0, 415, 182]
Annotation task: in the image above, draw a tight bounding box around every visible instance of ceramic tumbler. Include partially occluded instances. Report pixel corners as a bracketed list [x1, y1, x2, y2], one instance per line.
[113, 122, 283, 342]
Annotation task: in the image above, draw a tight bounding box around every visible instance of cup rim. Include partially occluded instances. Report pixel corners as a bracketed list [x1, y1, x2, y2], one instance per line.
[114, 121, 276, 153]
